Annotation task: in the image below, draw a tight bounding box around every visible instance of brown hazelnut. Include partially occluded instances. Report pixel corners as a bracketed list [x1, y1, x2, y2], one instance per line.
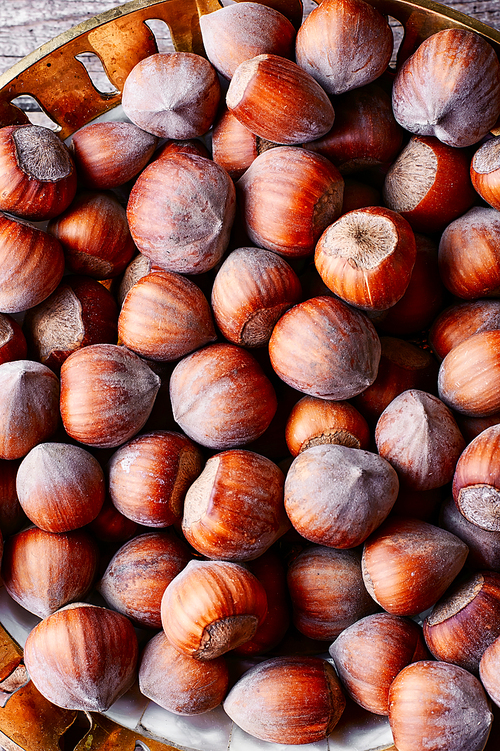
[211, 246, 302, 347]
[139, 630, 229, 715]
[127, 152, 236, 274]
[374, 389, 465, 491]
[284, 444, 399, 548]
[287, 545, 378, 641]
[388, 660, 493, 751]
[392, 28, 500, 147]
[16, 442, 105, 533]
[108, 430, 203, 528]
[0, 124, 77, 220]
[121, 52, 221, 139]
[285, 396, 370, 456]
[169, 342, 278, 450]
[226, 54, 335, 145]
[361, 516, 469, 616]
[118, 270, 217, 361]
[295, 0, 393, 96]
[1, 526, 98, 618]
[70, 120, 158, 190]
[59, 343, 161, 449]
[23, 603, 139, 712]
[223, 655, 346, 745]
[268, 295, 381, 400]
[314, 206, 417, 311]
[182, 449, 288, 561]
[160, 559, 268, 659]
[200, 2, 296, 80]
[237, 145, 344, 258]
[98, 530, 192, 629]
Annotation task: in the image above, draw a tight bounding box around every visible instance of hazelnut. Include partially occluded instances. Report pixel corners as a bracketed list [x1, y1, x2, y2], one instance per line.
[59, 343, 161, 449]
[284, 444, 399, 548]
[392, 28, 500, 147]
[0, 124, 77, 220]
[169, 342, 277, 450]
[121, 52, 221, 139]
[226, 54, 335, 145]
[223, 655, 346, 745]
[160, 559, 268, 660]
[16, 442, 105, 533]
[108, 430, 203, 528]
[23, 603, 139, 712]
[295, 0, 393, 95]
[182, 449, 288, 561]
[210, 246, 302, 347]
[268, 295, 381, 400]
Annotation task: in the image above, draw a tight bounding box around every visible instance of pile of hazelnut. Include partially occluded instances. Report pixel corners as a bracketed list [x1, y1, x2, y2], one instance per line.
[2, 0, 500, 748]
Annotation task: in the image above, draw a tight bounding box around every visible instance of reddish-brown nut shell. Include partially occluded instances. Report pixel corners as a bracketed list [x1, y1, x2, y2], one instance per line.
[211, 246, 302, 347]
[16, 442, 105, 533]
[0, 360, 59, 460]
[0, 124, 77, 220]
[0, 314, 27, 365]
[127, 152, 236, 274]
[479, 635, 500, 708]
[211, 107, 275, 179]
[452, 423, 500, 531]
[98, 530, 192, 629]
[23, 603, 139, 712]
[223, 655, 346, 745]
[438, 330, 500, 417]
[237, 146, 344, 257]
[285, 396, 370, 456]
[388, 660, 493, 751]
[59, 343, 161, 448]
[233, 548, 291, 656]
[108, 430, 203, 528]
[296, 0, 393, 95]
[304, 82, 403, 173]
[269, 295, 381, 400]
[48, 191, 136, 280]
[374, 389, 465, 491]
[471, 136, 500, 211]
[429, 299, 500, 362]
[182, 449, 288, 561]
[139, 630, 229, 715]
[329, 613, 429, 715]
[118, 271, 216, 361]
[160, 559, 268, 659]
[314, 206, 417, 311]
[284, 444, 399, 548]
[0, 212, 65, 314]
[438, 206, 500, 299]
[392, 28, 500, 148]
[287, 545, 378, 641]
[23, 274, 119, 372]
[383, 135, 476, 234]
[169, 343, 277, 450]
[353, 337, 439, 427]
[121, 52, 221, 139]
[226, 54, 335, 145]
[1, 526, 99, 618]
[200, 2, 296, 80]
[423, 570, 500, 674]
[70, 121, 158, 189]
[361, 516, 469, 616]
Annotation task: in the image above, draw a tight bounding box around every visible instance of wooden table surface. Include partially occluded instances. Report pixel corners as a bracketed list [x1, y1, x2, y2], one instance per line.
[0, 0, 499, 122]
